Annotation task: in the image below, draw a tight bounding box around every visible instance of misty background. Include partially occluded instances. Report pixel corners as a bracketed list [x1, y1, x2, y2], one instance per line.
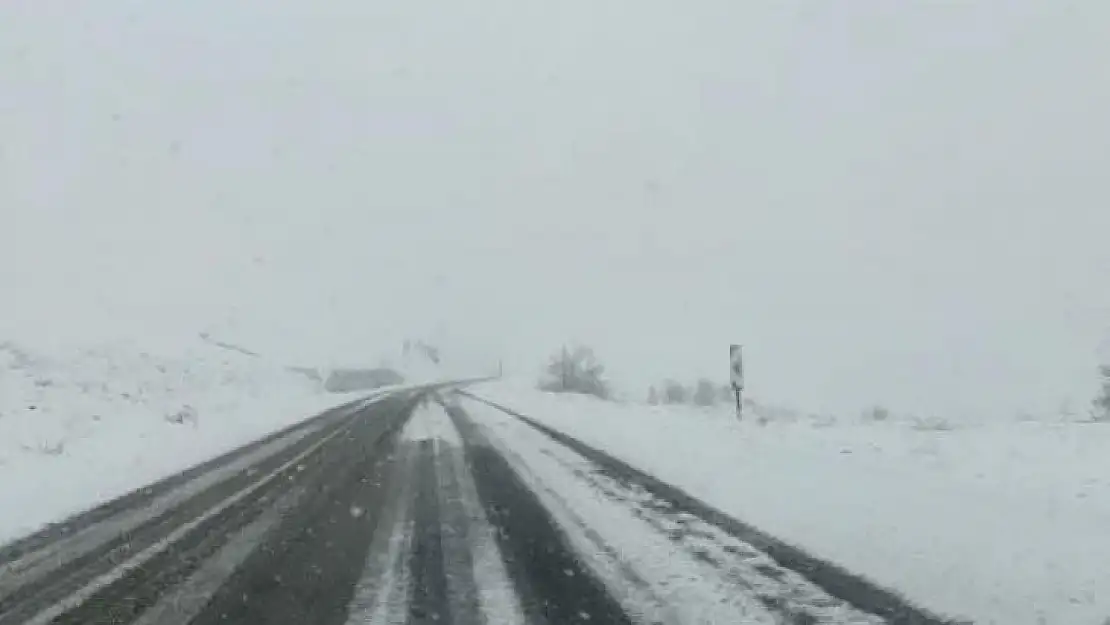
[2, 1, 1108, 420]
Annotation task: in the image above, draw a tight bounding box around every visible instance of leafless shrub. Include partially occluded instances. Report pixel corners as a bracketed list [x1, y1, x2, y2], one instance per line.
[539, 345, 610, 400]
[693, 379, 718, 407]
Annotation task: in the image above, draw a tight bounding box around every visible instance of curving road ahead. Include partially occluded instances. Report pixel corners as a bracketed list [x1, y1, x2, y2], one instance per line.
[0, 387, 958, 625]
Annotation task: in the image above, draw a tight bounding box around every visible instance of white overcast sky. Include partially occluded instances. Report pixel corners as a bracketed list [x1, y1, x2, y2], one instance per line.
[2, 1, 1108, 419]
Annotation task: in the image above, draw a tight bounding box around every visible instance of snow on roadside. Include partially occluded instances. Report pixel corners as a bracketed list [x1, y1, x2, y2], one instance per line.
[467, 378, 1110, 625]
[458, 396, 888, 624]
[0, 336, 358, 546]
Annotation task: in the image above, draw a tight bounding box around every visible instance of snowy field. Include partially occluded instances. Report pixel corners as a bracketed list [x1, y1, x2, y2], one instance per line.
[0, 335, 365, 546]
[468, 378, 1110, 625]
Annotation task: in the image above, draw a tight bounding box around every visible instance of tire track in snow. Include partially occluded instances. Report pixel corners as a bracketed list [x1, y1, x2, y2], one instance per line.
[183, 396, 415, 625]
[344, 437, 418, 625]
[408, 439, 451, 624]
[346, 398, 527, 625]
[128, 481, 309, 625]
[446, 402, 647, 625]
[434, 430, 526, 625]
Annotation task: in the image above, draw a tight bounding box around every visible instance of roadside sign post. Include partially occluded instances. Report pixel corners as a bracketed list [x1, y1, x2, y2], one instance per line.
[730, 344, 744, 420]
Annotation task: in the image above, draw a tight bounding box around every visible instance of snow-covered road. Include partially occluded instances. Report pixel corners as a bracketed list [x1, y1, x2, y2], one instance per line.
[0, 386, 957, 624]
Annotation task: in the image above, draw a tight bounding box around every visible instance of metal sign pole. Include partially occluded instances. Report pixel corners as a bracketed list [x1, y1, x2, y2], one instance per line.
[729, 344, 744, 421]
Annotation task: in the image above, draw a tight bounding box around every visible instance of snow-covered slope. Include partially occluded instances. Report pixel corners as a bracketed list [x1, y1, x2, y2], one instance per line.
[0, 335, 352, 545]
[388, 341, 490, 387]
[468, 377, 1110, 625]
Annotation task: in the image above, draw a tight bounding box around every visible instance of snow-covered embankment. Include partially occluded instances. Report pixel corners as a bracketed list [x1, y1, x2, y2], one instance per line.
[0, 337, 349, 545]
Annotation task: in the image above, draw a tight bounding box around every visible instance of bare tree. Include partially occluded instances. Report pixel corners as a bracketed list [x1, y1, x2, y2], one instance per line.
[539, 345, 610, 399]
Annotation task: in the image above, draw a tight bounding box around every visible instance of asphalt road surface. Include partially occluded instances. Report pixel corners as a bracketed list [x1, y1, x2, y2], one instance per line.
[0, 387, 958, 625]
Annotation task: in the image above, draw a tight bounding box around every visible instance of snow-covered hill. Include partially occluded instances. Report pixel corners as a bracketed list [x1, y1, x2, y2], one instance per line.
[0, 335, 351, 545]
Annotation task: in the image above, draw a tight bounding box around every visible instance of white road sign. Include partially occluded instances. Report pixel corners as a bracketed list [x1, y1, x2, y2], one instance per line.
[730, 344, 744, 390]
